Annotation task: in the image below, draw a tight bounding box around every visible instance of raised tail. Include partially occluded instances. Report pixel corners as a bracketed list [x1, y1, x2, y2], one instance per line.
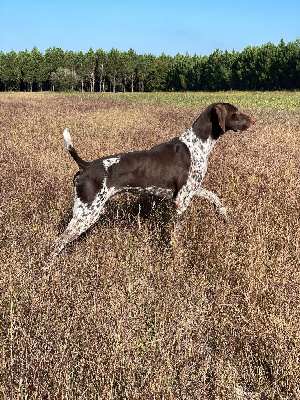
[63, 129, 89, 169]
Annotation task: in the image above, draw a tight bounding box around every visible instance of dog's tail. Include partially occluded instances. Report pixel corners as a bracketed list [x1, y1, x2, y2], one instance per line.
[63, 129, 89, 169]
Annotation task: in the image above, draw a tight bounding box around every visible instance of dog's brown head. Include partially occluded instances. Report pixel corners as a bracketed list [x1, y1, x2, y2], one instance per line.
[210, 103, 256, 138]
[193, 103, 256, 140]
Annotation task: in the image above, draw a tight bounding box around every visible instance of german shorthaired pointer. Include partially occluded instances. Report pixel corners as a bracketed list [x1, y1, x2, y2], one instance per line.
[51, 103, 255, 255]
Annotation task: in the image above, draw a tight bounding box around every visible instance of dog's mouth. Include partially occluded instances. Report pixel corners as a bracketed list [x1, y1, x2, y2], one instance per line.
[228, 125, 247, 133]
[231, 117, 256, 133]
[231, 127, 244, 133]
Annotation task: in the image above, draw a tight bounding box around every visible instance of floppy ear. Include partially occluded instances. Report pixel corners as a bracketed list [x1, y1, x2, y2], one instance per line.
[213, 105, 226, 132]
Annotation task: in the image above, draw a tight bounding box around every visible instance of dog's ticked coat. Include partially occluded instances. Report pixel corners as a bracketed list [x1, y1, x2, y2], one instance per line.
[52, 103, 255, 255]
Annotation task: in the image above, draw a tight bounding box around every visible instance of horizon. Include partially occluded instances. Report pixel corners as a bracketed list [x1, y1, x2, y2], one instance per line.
[1, 37, 299, 58]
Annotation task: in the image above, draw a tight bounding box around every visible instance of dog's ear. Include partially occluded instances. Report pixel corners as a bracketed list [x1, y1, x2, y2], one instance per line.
[212, 105, 226, 133]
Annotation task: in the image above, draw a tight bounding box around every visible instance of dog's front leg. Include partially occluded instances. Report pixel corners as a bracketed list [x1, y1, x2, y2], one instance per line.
[194, 187, 227, 220]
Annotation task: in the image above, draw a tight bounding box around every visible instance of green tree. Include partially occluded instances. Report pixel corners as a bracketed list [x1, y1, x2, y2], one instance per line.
[45, 47, 65, 90]
[123, 48, 138, 92]
[19, 50, 34, 91]
[65, 50, 77, 74]
[168, 52, 195, 91]
[286, 39, 300, 89]
[74, 51, 87, 92]
[19, 47, 45, 91]
[95, 48, 107, 92]
[50, 67, 80, 91]
[202, 49, 233, 91]
[232, 46, 259, 90]
[32, 47, 47, 91]
[85, 48, 96, 92]
[136, 53, 155, 92]
[189, 55, 207, 90]
[0, 52, 8, 90]
[106, 48, 123, 92]
[276, 38, 300, 89]
[0, 51, 22, 90]
[145, 53, 171, 91]
[256, 42, 277, 90]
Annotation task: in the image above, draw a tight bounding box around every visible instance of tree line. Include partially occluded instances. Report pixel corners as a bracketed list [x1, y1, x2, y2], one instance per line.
[0, 39, 299, 92]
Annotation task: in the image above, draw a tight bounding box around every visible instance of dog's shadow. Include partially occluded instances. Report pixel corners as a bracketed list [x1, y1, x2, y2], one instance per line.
[57, 194, 176, 249]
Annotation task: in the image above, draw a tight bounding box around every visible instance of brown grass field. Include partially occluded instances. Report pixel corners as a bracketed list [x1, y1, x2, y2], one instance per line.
[0, 92, 299, 399]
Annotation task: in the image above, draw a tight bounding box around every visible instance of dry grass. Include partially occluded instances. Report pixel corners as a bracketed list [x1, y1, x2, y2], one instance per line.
[0, 92, 299, 399]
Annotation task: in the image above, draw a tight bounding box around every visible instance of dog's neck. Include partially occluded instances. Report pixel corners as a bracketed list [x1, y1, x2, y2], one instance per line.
[179, 127, 217, 161]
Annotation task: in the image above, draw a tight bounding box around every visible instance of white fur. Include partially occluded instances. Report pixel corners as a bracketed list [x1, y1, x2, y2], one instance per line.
[103, 157, 120, 171]
[53, 177, 117, 254]
[176, 127, 218, 215]
[63, 128, 72, 150]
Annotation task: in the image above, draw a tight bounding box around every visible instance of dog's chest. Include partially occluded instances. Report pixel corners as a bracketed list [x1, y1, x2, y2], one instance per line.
[179, 128, 215, 186]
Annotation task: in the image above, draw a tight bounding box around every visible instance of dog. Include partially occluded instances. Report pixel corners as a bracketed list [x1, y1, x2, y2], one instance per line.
[51, 103, 255, 255]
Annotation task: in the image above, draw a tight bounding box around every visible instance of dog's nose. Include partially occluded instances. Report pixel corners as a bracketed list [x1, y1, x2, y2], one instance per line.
[250, 116, 256, 124]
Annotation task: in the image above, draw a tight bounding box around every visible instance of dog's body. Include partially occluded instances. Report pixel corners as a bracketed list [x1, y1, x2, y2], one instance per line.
[52, 103, 255, 255]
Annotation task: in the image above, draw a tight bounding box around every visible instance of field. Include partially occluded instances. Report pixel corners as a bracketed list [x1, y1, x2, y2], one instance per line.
[0, 91, 299, 399]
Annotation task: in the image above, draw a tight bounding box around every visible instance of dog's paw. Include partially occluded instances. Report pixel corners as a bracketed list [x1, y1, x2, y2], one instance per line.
[216, 206, 227, 221]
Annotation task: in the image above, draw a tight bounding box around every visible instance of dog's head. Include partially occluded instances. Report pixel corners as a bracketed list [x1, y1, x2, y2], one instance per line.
[210, 103, 256, 138]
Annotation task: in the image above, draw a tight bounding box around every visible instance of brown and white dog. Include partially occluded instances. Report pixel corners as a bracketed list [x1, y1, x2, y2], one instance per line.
[51, 103, 255, 255]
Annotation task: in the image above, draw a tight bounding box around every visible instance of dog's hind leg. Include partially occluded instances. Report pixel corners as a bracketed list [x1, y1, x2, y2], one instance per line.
[51, 214, 95, 256]
[51, 185, 114, 256]
[172, 193, 193, 241]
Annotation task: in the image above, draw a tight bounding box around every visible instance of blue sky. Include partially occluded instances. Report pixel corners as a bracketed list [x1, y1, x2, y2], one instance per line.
[0, 0, 299, 56]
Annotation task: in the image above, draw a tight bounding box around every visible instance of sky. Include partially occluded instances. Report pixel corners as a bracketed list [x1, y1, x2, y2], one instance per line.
[0, 0, 299, 56]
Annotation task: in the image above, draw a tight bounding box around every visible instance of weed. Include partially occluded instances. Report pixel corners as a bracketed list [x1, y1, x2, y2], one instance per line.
[0, 92, 299, 399]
